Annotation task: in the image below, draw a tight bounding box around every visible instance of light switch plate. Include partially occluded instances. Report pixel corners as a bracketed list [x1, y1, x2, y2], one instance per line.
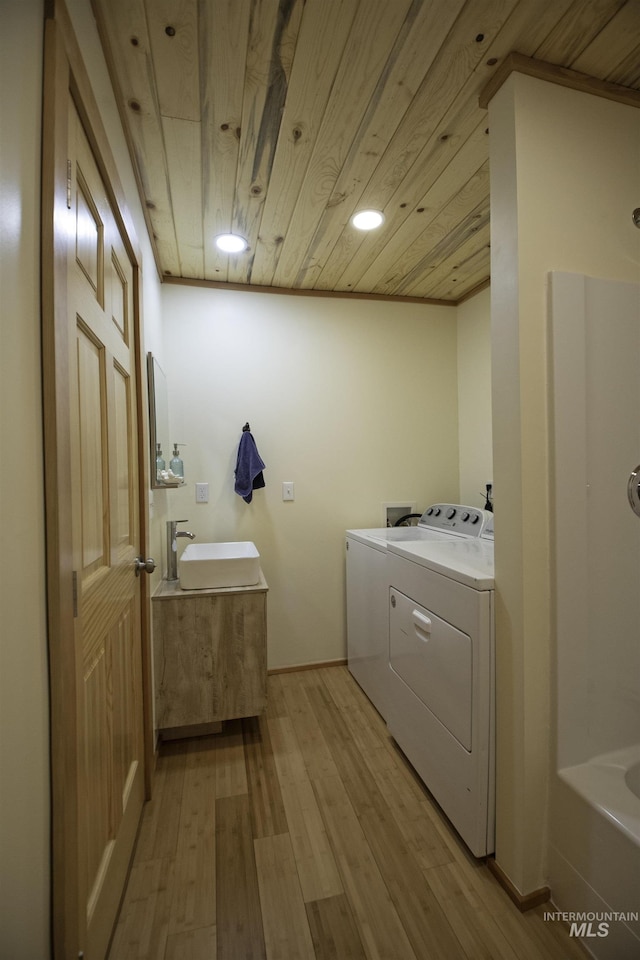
[282, 481, 295, 501]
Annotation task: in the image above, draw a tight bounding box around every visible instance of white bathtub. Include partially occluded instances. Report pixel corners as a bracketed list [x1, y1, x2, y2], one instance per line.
[550, 745, 640, 960]
[562, 746, 640, 844]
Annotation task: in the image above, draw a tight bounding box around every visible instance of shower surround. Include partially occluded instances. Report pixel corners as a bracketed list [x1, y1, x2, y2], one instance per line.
[549, 272, 640, 960]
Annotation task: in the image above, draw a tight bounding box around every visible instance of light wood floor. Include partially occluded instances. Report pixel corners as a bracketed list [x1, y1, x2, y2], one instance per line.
[110, 666, 587, 960]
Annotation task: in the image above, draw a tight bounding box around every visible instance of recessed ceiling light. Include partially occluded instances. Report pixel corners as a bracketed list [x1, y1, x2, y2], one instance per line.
[215, 233, 248, 253]
[351, 209, 385, 231]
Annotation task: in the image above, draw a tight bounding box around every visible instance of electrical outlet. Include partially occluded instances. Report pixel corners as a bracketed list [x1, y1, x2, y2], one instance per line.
[282, 481, 295, 501]
[195, 482, 209, 503]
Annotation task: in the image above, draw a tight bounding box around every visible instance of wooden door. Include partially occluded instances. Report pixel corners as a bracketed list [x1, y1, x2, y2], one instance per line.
[67, 99, 145, 959]
[42, 8, 151, 955]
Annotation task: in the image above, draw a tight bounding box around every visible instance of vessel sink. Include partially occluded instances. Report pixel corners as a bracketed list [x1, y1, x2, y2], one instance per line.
[179, 541, 261, 590]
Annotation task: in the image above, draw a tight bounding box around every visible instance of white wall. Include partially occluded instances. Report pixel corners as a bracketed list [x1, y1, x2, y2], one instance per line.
[161, 285, 460, 668]
[0, 4, 50, 957]
[457, 286, 492, 507]
[488, 73, 640, 896]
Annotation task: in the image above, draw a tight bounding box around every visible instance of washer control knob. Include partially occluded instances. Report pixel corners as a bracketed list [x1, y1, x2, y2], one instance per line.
[433, 507, 441, 516]
[426, 507, 434, 515]
[446, 508, 456, 519]
[461, 511, 470, 522]
[470, 514, 480, 524]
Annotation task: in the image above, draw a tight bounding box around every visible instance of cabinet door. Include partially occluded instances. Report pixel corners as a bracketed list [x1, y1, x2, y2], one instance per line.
[390, 588, 472, 750]
[211, 592, 267, 721]
[154, 592, 267, 728]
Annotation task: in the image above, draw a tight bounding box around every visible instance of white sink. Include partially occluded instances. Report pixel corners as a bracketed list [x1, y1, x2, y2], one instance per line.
[179, 541, 261, 590]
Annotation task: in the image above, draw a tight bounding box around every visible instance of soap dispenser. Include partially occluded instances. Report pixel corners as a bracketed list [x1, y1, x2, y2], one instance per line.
[155, 443, 165, 480]
[170, 443, 184, 478]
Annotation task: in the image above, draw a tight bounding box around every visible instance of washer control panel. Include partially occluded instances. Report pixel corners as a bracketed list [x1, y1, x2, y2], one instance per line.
[418, 504, 489, 536]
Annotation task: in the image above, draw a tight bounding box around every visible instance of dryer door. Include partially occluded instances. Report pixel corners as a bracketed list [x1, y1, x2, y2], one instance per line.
[389, 589, 472, 750]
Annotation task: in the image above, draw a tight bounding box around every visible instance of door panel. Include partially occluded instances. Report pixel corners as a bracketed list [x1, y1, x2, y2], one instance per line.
[113, 606, 141, 801]
[84, 645, 112, 904]
[75, 168, 102, 295]
[109, 243, 130, 344]
[77, 324, 108, 574]
[113, 361, 133, 546]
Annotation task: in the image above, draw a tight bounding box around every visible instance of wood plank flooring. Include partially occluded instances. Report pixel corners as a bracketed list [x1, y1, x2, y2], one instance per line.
[110, 666, 588, 960]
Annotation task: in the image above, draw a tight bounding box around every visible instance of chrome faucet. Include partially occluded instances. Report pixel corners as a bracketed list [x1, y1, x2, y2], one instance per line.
[166, 519, 196, 581]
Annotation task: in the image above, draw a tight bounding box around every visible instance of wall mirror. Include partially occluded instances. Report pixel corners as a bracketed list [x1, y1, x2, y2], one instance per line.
[147, 352, 170, 488]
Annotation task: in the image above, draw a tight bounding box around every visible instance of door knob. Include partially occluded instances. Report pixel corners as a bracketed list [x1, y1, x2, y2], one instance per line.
[627, 466, 640, 519]
[134, 556, 156, 576]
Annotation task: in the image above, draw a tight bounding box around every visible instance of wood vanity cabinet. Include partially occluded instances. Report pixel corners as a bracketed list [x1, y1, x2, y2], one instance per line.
[152, 575, 268, 732]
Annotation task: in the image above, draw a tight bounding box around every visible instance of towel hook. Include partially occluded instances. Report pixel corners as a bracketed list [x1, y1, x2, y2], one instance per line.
[242, 421, 251, 432]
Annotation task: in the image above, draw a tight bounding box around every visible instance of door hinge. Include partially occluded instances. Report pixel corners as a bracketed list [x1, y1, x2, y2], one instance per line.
[72, 570, 78, 618]
[67, 159, 72, 209]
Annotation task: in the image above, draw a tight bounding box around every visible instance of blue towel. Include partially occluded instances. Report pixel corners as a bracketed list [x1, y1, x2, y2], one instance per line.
[234, 431, 266, 503]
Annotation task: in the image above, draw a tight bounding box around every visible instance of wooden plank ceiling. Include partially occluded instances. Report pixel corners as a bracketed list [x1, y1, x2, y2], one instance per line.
[92, 0, 640, 303]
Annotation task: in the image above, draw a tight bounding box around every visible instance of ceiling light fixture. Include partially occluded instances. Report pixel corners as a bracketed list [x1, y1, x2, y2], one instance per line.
[215, 233, 248, 253]
[351, 209, 385, 231]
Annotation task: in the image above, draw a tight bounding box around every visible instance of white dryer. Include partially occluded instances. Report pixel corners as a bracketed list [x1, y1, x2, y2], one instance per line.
[345, 505, 489, 721]
[386, 518, 495, 856]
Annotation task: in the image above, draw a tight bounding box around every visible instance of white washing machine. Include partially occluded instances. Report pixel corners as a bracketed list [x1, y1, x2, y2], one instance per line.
[345, 505, 490, 721]
[385, 518, 495, 856]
